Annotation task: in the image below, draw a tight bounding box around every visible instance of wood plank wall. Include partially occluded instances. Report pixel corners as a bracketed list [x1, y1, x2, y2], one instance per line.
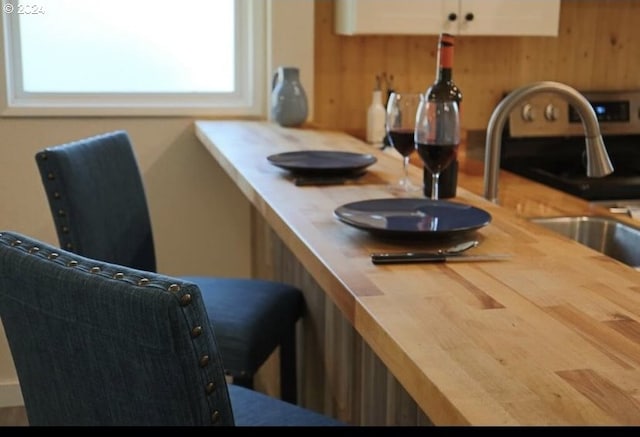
[313, 0, 640, 139]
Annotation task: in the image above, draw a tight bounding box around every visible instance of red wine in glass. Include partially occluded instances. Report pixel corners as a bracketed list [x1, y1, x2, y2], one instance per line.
[414, 97, 460, 200]
[385, 92, 422, 194]
[415, 142, 459, 174]
[388, 129, 415, 157]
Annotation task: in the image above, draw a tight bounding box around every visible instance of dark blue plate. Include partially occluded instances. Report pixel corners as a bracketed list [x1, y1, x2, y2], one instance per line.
[334, 198, 492, 239]
[267, 150, 377, 177]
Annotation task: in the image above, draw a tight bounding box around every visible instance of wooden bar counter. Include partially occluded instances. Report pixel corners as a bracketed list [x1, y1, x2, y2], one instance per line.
[195, 120, 640, 426]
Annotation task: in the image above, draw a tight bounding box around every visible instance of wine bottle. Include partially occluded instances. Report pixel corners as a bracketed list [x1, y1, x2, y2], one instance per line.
[423, 33, 462, 199]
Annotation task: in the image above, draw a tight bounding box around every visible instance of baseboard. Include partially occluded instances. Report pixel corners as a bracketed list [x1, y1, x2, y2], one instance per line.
[0, 382, 23, 408]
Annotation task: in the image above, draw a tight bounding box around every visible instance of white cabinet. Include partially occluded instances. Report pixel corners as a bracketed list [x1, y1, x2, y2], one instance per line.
[335, 0, 560, 37]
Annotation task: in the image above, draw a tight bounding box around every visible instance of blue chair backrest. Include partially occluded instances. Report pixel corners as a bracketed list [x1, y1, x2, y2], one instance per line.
[0, 231, 233, 426]
[35, 131, 157, 272]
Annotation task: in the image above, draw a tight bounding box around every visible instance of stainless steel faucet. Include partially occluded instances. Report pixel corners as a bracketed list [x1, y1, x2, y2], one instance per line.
[483, 81, 614, 203]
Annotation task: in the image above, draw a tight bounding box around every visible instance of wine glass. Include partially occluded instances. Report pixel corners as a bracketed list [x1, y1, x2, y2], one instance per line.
[414, 95, 460, 200]
[385, 92, 422, 195]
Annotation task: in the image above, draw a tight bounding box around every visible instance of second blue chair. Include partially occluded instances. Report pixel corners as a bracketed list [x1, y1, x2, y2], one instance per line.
[35, 130, 302, 403]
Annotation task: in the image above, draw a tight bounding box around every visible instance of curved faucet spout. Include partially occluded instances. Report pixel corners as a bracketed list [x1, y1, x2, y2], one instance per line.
[483, 81, 614, 204]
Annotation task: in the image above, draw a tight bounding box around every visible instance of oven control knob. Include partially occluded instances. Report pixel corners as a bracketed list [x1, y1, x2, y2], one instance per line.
[521, 103, 536, 122]
[544, 104, 559, 121]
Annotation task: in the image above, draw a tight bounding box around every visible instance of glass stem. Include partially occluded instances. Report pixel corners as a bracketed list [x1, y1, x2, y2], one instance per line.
[403, 157, 409, 182]
[431, 172, 439, 200]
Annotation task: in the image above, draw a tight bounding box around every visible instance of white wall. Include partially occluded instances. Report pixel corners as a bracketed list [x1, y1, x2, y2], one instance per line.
[0, 0, 314, 407]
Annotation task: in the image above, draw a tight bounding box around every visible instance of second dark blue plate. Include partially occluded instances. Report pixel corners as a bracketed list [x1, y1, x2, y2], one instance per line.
[334, 198, 492, 239]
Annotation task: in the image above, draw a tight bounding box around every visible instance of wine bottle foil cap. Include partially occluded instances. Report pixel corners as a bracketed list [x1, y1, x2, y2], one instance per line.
[438, 43, 454, 68]
[440, 33, 455, 45]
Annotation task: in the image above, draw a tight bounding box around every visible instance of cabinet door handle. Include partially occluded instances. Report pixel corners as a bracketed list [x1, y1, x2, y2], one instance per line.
[448, 12, 457, 21]
[465, 12, 474, 21]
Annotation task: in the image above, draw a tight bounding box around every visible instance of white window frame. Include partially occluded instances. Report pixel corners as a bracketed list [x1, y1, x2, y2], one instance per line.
[0, 0, 268, 117]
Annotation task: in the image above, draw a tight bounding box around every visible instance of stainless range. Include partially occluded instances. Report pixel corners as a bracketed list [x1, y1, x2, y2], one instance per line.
[500, 90, 640, 204]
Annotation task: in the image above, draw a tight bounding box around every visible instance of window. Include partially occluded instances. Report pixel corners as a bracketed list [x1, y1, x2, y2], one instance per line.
[0, 0, 265, 116]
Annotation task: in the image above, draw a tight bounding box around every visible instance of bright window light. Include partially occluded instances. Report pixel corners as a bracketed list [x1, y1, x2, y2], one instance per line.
[20, 0, 234, 93]
[0, 0, 264, 116]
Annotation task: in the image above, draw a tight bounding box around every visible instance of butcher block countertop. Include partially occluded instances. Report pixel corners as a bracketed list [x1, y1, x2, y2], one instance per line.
[195, 120, 640, 426]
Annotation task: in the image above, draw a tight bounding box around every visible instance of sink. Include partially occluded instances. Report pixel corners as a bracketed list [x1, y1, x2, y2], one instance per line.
[529, 215, 640, 269]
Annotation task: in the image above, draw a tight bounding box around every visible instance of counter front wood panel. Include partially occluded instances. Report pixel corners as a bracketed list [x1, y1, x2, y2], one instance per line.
[195, 120, 640, 426]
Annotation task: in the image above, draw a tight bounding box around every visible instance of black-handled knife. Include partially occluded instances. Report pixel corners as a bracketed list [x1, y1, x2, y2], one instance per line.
[370, 252, 512, 265]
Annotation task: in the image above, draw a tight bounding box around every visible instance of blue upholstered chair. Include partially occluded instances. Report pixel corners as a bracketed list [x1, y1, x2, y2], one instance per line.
[0, 231, 342, 426]
[34, 131, 302, 403]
